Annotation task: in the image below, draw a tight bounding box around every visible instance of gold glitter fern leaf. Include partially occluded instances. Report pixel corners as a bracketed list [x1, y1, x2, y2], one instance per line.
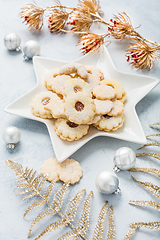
[129, 167, 160, 177]
[92, 201, 108, 240]
[124, 228, 136, 240]
[130, 221, 160, 230]
[107, 206, 115, 240]
[129, 200, 160, 211]
[6, 160, 110, 240]
[132, 176, 160, 200]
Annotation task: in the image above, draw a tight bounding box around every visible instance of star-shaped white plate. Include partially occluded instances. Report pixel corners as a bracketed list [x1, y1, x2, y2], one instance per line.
[5, 46, 159, 162]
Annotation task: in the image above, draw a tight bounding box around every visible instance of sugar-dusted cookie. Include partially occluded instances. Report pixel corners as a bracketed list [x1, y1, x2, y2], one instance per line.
[100, 79, 125, 100]
[41, 158, 60, 182]
[119, 91, 127, 103]
[85, 65, 104, 80]
[63, 78, 91, 98]
[94, 114, 124, 132]
[108, 100, 124, 117]
[92, 85, 116, 100]
[94, 99, 114, 115]
[65, 92, 96, 124]
[44, 98, 66, 118]
[30, 91, 60, 119]
[57, 158, 83, 184]
[44, 69, 60, 90]
[59, 63, 88, 79]
[46, 75, 72, 95]
[54, 118, 89, 141]
[87, 115, 101, 125]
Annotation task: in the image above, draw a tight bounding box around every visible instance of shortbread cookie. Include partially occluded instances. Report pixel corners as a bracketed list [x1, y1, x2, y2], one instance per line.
[119, 91, 127, 103]
[46, 75, 72, 95]
[87, 115, 101, 125]
[94, 99, 114, 115]
[85, 65, 104, 80]
[59, 63, 88, 79]
[30, 91, 59, 118]
[63, 78, 91, 97]
[92, 85, 116, 100]
[94, 114, 124, 132]
[100, 79, 125, 100]
[41, 158, 60, 182]
[44, 98, 66, 118]
[65, 92, 96, 124]
[57, 158, 83, 184]
[54, 118, 89, 141]
[44, 69, 60, 90]
[108, 100, 124, 117]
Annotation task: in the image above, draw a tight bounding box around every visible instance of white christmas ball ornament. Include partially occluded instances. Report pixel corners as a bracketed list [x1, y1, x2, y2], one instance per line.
[95, 170, 120, 194]
[2, 126, 21, 149]
[113, 147, 136, 171]
[23, 40, 40, 60]
[4, 33, 21, 51]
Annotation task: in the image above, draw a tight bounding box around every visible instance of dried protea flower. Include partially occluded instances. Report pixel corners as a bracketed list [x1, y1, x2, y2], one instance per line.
[78, 0, 102, 15]
[20, 3, 45, 31]
[67, 11, 93, 32]
[108, 12, 135, 39]
[125, 40, 160, 70]
[48, 5, 69, 33]
[78, 32, 107, 54]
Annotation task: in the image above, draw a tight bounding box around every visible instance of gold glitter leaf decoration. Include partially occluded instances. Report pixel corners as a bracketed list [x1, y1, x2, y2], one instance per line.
[147, 133, 160, 138]
[77, 191, 93, 237]
[136, 152, 160, 161]
[138, 142, 160, 149]
[107, 206, 115, 240]
[132, 176, 160, 200]
[129, 221, 160, 230]
[129, 200, 160, 211]
[24, 199, 45, 218]
[6, 159, 23, 175]
[6, 160, 109, 240]
[92, 201, 108, 240]
[65, 189, 86, 222]
[28, 182, 69, 237]
[129, 167, 160, 177]
[150, 122, 160, 127]
[35, 219, 65, 240]
[28, 207, 56, 237]
[53, 182, 70, 212]
[124, 228, 136, 240]
[57, 230, 77, 240]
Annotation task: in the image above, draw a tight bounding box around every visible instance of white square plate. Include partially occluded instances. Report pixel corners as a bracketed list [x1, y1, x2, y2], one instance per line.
[5, 46, 159, 162]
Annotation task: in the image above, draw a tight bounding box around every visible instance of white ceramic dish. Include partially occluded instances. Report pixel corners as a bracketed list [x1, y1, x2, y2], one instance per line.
[5, 46, 159, 162]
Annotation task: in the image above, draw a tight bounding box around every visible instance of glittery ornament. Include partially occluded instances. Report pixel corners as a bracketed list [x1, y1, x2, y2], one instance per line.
[2, 126, 21, 149]
[113, 147, 136, 171]
[4, 33, 21, 51]
[23, 40, 40, 60]
[95, 170, 120, 194]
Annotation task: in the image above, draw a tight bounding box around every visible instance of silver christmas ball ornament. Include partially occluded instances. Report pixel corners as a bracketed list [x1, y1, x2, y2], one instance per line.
[113, 147, 136, 171]
[23, 40, 40, 60]
[4, 33, 21, 51]
[2, 126, 21, 149]
[95, 170, 120, 194]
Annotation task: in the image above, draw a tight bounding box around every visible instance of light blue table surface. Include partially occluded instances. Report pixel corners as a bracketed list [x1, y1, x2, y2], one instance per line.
[0, 0, 160, 240]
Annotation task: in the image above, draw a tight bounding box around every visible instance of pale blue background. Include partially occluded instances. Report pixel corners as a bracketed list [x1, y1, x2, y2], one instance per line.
[0, 0, 160, 240]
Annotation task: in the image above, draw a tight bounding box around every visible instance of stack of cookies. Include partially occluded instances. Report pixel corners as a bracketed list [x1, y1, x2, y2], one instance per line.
[30, 63, 126, 141]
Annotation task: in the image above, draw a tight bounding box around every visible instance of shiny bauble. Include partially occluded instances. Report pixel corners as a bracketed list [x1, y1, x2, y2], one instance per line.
[4, 33, 21, 51]
[23, 40, 40, 60]
[2, 126, 21, 149]
[95, 170, 120, 194]
[113, 147, 136, 171]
